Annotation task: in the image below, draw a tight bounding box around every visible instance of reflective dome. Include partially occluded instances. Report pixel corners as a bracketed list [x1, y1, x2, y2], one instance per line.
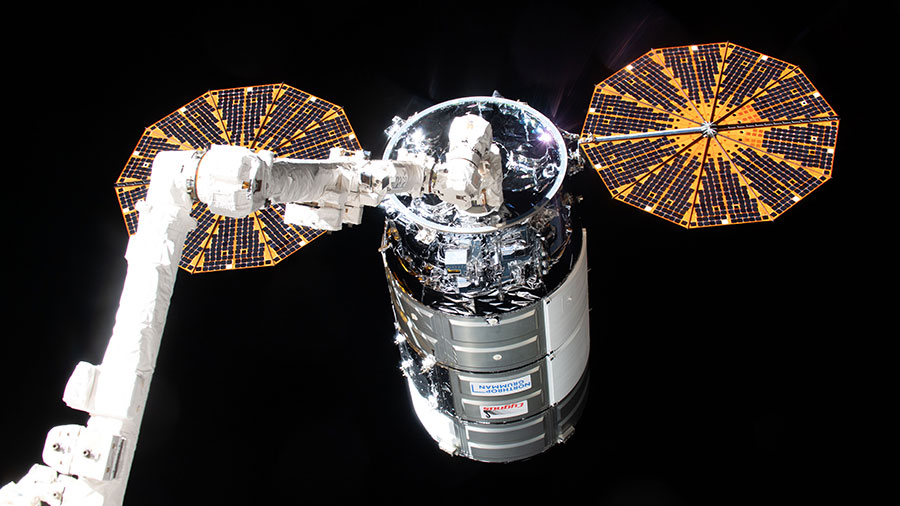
[383, 96, 567, 234]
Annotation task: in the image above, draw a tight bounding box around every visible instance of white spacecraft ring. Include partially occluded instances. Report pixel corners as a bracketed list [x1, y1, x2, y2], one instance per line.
[382, 96, 568, 235]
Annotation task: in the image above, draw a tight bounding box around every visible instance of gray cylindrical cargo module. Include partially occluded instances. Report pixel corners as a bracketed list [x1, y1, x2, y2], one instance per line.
[380, 97, 590, 462]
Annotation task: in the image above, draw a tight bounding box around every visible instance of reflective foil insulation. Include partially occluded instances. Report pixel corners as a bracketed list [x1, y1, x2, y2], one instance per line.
[380, 97, 590, 462]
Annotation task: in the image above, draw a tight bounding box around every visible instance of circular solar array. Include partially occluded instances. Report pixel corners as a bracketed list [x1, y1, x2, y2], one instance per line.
[115, 84, 361, 273]
[580, 42, 839, 228]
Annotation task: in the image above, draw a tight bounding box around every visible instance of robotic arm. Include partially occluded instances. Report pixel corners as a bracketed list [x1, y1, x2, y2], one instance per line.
[192, 113, 503, 228]
[429, 114, 503, 214]
[0, 114, 500, 506]
[192, 144, 434, 230]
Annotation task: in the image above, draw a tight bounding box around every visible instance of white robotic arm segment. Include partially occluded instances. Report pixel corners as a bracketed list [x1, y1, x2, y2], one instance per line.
[276, 155, 415, 231]
[0, 464, 103, 506]
[265, 158, 340, 205]
[191, 145, 432, 230]
[3, 150, 199, 506]
[430, 115, 504, 214]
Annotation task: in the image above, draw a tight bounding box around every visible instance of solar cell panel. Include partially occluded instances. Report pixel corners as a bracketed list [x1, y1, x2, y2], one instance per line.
[605, 53, 694, 118]
[618, 138, 706, 226]
[583, 133, 699, 196]
[713, 44, 794, 120]
[656, 43, 726, 121]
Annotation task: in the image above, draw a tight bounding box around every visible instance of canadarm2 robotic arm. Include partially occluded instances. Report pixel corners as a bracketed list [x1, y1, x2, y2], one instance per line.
[0, 148, 431, 506]
[0, 113, 499, 506]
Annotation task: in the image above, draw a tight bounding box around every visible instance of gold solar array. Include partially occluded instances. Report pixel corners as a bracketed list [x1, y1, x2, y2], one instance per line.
[115, 84, 362, 273]
[580, 42, 839, 228]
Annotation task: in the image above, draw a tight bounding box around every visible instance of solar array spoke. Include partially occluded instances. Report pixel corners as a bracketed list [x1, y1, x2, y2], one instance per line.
[119, 129, 183, 183]
[711, 43, 794, 122]
[256, 203, 326, 261]
[255, 86, 339, 150]
[278, 108, 361, 159]
[116, 128, 184, 234]
[718, 122, 838, 173]
[717, 69, 838, 127]
[180, 204, 221, 272]
[210, 85, 281, 148]
[715, 131, 832, 219]
[200, 216, 236, 271]
[618, 139, 706, 227]
[154, 93, 229, 149]
[115, 184, 148, 235]
[583, 87, 696, 138]
[582, 133, 697, 195]
[603, 52, 702, 122]
[691, 141, 768, 227]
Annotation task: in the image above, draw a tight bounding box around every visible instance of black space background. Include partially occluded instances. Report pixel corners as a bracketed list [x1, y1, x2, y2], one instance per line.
[2, 2, 886, 505]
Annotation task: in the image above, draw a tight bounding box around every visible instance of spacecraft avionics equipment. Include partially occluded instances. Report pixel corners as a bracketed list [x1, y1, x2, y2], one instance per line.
[381, 97, 590, 462]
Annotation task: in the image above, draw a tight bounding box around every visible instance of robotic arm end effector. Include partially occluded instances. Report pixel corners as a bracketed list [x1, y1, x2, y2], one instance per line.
[429, 114, 504, 215]
[191, 144, 273, 219]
